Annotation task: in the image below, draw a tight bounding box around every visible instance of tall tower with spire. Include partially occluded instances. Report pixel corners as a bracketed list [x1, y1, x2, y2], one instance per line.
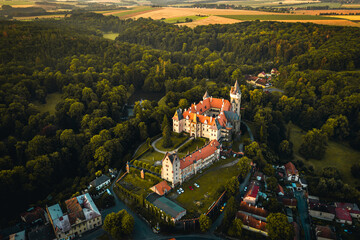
[230, 80, 241, 117]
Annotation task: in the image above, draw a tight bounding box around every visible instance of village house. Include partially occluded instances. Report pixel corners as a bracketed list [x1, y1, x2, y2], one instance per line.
[335, 207, 352, 225]
[243, 181, 260, 205]
[20, 207, 48, 226]
[284, 162, 299, 182]
[238, 201, 269, 221]
[282, 198, 297, 209]
[9, 230, 26, 240]
[161, 140, 221, 186]
[47, 193, 102, 240]
[150, 181, 172, 196]
[271, 68, 280, 76]
[315, 225, 336, 240]
[89, 174, 111, 191]
[308, 197, 335, 222]
[172, 81, 241, 141]
[334, 202, 360, 219]
[236, 212, 267, 236]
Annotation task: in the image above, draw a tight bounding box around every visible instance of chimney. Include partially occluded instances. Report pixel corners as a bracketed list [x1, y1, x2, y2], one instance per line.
[197, 112, 199, 114]
[210, 96, 212, 102]
[210, 116, 213, 122]
[201, 101, 203, 104]
[194, 105, 197, 110]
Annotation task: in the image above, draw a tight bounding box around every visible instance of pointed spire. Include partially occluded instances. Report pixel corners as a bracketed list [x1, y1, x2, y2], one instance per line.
[233, 80, 240, 94]
[203, 91, 209, 100]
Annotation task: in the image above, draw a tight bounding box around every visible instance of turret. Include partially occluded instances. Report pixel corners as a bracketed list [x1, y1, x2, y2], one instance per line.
[230, 80, 241, 116]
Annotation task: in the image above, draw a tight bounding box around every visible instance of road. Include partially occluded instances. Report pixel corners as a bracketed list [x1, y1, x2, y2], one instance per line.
[294, 191, 311, 240]
[152, 136, 194, 154]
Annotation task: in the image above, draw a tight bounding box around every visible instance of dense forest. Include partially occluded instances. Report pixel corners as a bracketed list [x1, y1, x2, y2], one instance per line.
[1, 13, 360, 227]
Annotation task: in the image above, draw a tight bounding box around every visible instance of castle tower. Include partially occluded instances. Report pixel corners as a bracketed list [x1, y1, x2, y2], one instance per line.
[230, 80, 241, 116]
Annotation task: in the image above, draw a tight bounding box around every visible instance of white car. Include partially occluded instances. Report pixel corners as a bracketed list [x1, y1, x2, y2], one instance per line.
[177, 189, 181, 194]
[179, 188, 184, 193]
[194, 183, 200, 188]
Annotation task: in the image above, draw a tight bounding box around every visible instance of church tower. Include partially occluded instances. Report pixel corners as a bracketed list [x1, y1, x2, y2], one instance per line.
[230, 80, 241, 117]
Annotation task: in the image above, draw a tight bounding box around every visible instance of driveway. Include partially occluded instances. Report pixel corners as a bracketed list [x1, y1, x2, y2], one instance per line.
[294, 191, 311, 240]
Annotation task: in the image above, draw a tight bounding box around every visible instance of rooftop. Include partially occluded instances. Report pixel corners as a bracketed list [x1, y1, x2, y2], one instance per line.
[239, 201, 269, 218]
[284, 162, 298, 176]
[244, 181, 260, 199]
[21, 207, 46, 224]
[236, 212, 266, 231]
[150, 181, 172, 196]
[47, 204, 63, 221]
[90, 174, 110, 188]
[9, 230, 26, 240]
[180, 140, 220, 170]
[152, 196, 186, 219]
[335, 207, 352, 221]
[315, 225, 336, 240]
[28, 224, 55, 240]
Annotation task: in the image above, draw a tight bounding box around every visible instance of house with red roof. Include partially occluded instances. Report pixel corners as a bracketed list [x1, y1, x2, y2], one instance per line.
[284, 162, 299, 182]
[150, 181, 172, 196]
[334, 202, 360, 219]
[308, 198, 335, 222]
[161, 140, 221, 186]
[277, 184, 285, 196]
[315, 225, 336, 240]
[172, 81, 241, 141]
[283, 198, 297, 209]
[239, 201, 269, 221]
[243, 181, 260, 205]
[335, 207, 352, 225]
[236, 212, 268, 236]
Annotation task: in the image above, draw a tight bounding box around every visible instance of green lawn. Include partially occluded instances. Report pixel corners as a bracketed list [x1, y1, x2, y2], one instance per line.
[138, 151, 165, 165]
[162, 15, 207, 24]
[33, 92, 62, 115]
[219, 15, 340, 21]
[178, 138, 207, 155]
[133, 142, 149, 159]
[154, 134, 188, 152]
[120, 170, 160, 196]
[174, 159, 239, 217]
[111, 7, 153, 18]
[288, 123, 360, 185]
[102, 32, 118, 40]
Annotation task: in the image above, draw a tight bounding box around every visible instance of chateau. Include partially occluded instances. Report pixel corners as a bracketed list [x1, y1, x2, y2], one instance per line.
[161, 140, 221, 187]
[172, 81, 241, 141]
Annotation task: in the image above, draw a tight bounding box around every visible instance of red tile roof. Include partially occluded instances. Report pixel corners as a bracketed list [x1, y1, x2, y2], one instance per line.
[283, 198, 297, 207]
[151, 181, 172, 196]
[335, 207, 352, 221]
[65, 198, 85, 225]
[277, 184, 284, 195]
[239, 201, 269, 218]
[236, 212, 267, 231]
[180, 140, 220, 170]
[285, 162, 298, 176]
[175, 96, 232, 128]
[315, 225, 336, 239]
[21, 207, 46, 224]
[244, 181, 259, 199]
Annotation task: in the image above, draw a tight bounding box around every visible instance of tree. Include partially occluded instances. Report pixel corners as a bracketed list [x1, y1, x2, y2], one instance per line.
[162, 125, 173, 148]
[321, 115, 349, 140]
[267, 176, 278, 192]
[279, 140, 292, 159]
[103, 210, 134, 239]
[227, 218, 243, 237]
[267, 213, 294, 240]
[244, 141, 261, 159]
[299, 128, 327, 159]
[237, 156, 251, 179]
[225, 176, 239, 197]
[263, 163, 275, 177]
[199, 214, 211, 232]
[351, 163, 360, 179]
[138, 122, 148, 141]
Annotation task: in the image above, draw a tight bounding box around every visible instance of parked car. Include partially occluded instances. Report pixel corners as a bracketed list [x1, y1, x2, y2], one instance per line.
[177, 189, 181, 194]
[179, 188, 184, 193]
[194, 183, 199, 188]
[189, 186, 193, 191]
[220, 206, 225, 212]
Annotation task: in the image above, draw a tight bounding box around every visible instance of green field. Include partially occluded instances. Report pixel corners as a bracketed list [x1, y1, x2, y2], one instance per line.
[138, 151, 164, 165]
[111, 7, 153, 18]
[120, 170, 160, 196]
[174, 157, 239, 216]
[289, 123, 360, 185]
[219, 14, 339, 21]
[102, 32, 118, 40]
[0, 0, 34, 5]
[34, 92, 62, 114]
[154, 134, 189, 152]
[178, 138, 207, 155]
[162, 15, 208, 24]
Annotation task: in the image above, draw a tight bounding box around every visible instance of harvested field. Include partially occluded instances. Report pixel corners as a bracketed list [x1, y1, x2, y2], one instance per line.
[330, 15, 360, 21]
[103, 6, 158, 18]
[133, 7, 278, 20]
[220, 14, 336, 20]
[177, 15, 242, 27]
[14, 14, 66, 20]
